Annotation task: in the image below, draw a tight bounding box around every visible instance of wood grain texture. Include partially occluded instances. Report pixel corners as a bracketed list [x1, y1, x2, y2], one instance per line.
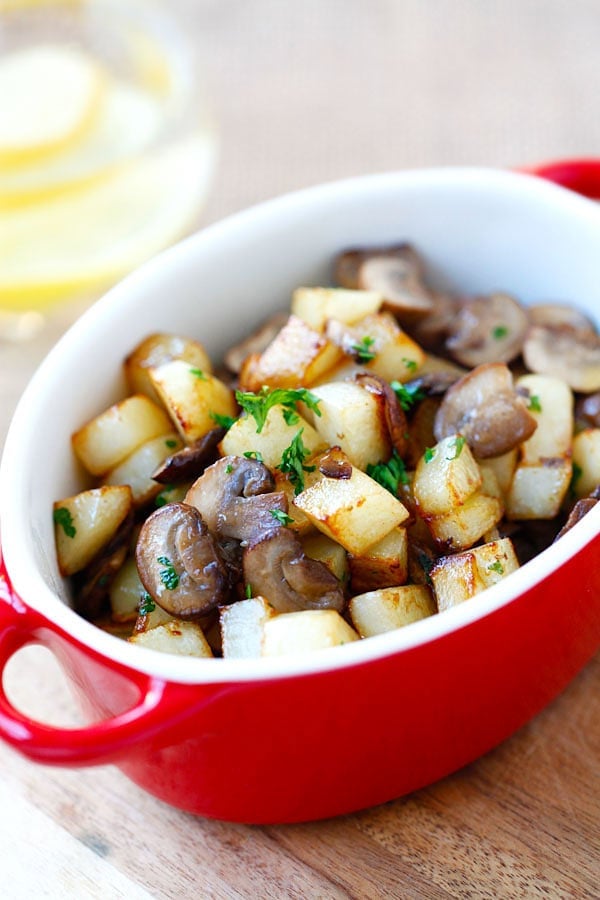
[1, 1, 600, 896]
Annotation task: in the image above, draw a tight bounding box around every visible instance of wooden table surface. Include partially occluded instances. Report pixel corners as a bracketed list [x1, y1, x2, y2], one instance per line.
[1, 2, 599, 896]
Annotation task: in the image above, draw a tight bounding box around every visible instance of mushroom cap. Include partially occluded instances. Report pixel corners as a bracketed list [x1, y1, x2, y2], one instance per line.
[522, 325, 600, 393]
[445, 293, 528, 367]
[576, 391, 600, 428]
[528, 303, 596, 333]
[152, 427, 225, 484]
[434, 362, 538, 458]
[136, 502, 228, 617]
[243, 527, 344, 613]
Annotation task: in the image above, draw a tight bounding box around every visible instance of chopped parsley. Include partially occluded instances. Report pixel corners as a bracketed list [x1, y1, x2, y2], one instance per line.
[244, 450, 264, 463]
[245, 584, 253, 599]
[390, 380, 426, 412]
[446, 435, 466, 460]
[210, 411, 236, 430]
[189, 367, 208, 380]
[139, 592, 156, 615]
[351, 335, 377, 362]
[492, 325, 509, 340]
[282, 407, 300, 426]
[235, 386, 322, 433]
[487, 561, 504, 575]
[277, 429, 316, 494]
[424, 446, 436, 464]
[528, 394, 542, 413]
[271, 509, 294, 526]
[155, 486, 175, 507]
[165, 438, 178, 449]
[157, 556, 179, 590]
[225, 463, 234, 474]
[402, 357, 417, 372]
[53, 507, 76, 538]
[367, 450, 409, 496]
[570, 461, 583, 497]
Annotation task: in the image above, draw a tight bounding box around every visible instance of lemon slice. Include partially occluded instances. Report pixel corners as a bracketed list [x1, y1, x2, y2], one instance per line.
[0, 44, 105, 165]
[0, 132, 217, 310]
[0, 79, 164, 205]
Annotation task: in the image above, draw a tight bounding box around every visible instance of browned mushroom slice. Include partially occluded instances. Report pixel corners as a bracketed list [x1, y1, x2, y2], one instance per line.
[522, 325, 600, 393]
[243, 528, 344, 613]
[73, 508, 134, 621]
[334, 245, 435, 320]
[223, 312, 289, 374]
[152, 427, 226, 484]
[528, 303, 596, 333]
[576, 391, 600, 428]
[354, 372, 409, 458]
[184, 455, 287, 543]
[434, 363, 537, 458]
[407, 292, 463, 353]
[136, 503, 228, 617]
[445, 293, 528, 367]
[318, 446, 352, 479]
[555, 495, 598, 540]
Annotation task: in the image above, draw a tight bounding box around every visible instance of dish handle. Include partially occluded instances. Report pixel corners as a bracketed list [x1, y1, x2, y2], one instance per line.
[523, 157, 600, 199]
[0, 559, 197, 766]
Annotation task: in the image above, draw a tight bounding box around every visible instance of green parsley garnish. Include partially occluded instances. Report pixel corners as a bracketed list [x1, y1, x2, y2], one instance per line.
[210, 411, 236, 430]
[367, 450, 409, 496]
[424, 446, 436, 464]
[244, 450, 264, 463]
[528, 394, 542, 413]
[157, 556, 179, 590]
[351, 335, 377, 362]
[245, 584, 253, 599]
[492, 325, 509, 340]
[165, 438, 178, 449]
[570, 461, 583, 498]
[402, 358, 417, 372]
[487, 561, 504, 575]
[235, 387, 322, 433]
[277, 429, 316, 494]
[189, 367, 207, 380]
[390, 380, 426, 412]
[225, 463, 234, 474]
[139, 592, 156, 615]
[446, 435, 466, 460]
[53, 507, 76, 538]
[271, 509, 294, 526]
[282, 407, 300, 426]
[155, 486, 175, 507]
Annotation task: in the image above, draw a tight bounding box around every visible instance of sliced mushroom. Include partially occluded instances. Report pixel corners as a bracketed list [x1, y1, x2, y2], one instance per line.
[528, 303, 596, 333]
[243, 527, 344, 613]
[354, 371, 409, 457]
[576, 392, 600, 428]
[445, 293, 528, 367]
[334, 244, 435, 320]
[522, 325, 600, 393]
[318, 446, 352, 479]
[152, 427, 226, 484]
[407, 292, 463, 353]
[136, 502, 228, 617]
[185, 455, 287, 544]
[224, 312, 289, 374]
[434, 363, 538, 458]
[555, 495, 598, 541]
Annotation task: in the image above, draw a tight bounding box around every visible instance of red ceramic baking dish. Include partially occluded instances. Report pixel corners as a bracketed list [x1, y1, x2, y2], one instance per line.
[0, 163, 599, 824]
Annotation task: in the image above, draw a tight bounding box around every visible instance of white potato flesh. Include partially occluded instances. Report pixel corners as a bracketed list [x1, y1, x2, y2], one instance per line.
[515, 374, 573, 463]
[129, 620, 213, 657]
[431, 537, 520, 612]
[219, 404, 326, 470]
[261, 609, 359, 657]
[133, 603, 175, 634]
[291, 287, 383, 331]
[477, 449, 518, 498]
[109, 555, 144, 623]
[72, 394, 173, 477]
[571, 428, 600, 498]
[301, 532, 349, 583]
[349, 584, 436, 637]
[294, 463, 410, 555]
[348, 526, 408, 592]
[220, 596, 275, 659]
[104, 432, 183, 506]
[505, 460, 573, 519]
[149, 360, 237, 444]
[305, 380, 391, 470]
[53, 484, 133, 576]
[413, 435, 482, 517]
[124, 333, 213, 402]
[273, 471, 317, 535]
[427, 491, 503, 550]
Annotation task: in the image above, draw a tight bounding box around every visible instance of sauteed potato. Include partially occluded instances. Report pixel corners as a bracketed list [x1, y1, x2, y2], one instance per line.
[53, 244, 600, 658]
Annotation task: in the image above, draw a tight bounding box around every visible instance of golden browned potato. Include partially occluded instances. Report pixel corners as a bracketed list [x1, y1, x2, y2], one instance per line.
[53, 484, 133, 576]
[348, 527, 408, 593]
[129, 620, 213, 657]
[349, 584, 436, 637]
[104, 432, 183, 506]
[220, 596, 275, 659]
[261, 609, 359, 656]
[219, 404, 326, 469]
[124, 333, 213, 402]
[291, 287, 382, 331]
[571, 428, 600, 497]
[301, 532, 349, 582]
[431, 537, 519, 612]
[149, 360, 237, 444]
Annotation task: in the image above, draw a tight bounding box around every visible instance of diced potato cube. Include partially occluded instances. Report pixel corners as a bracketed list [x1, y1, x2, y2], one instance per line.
[261, 609, 359, 656]
[427, 491, 503, 550]
[273, 471, 316, 534]
[505, 460, 572, 519]
[149, 360, 237, 444]
[302, 533, 349, 583]
[413, 435, 482, 517]
[104, 432, 183, 506]
[515, 374, 573, 463]
[53, 485, 133, 576]
[304, 380, 391, 470]
[291, 287, 383, 331]
[124, 333, 212, 402]
[338, 312, 425, 383]
[132, 602, 174, 634]
[72, 395, 173, 477]
[348, 527, 408, 593]
[219, 404, 326, 470]
[405, 396, 440, 470]
[238, 314, 344, 391]
[109, 555, 145, 623]
[129, 620, 213, 657]
[477, 449, 518, 498]
[572, 428, 600, 498]
[431, 537, 520, 612]
[220, 596, 275, 659]
[294, 461, 410, 555]
[349, 584, 436, 637]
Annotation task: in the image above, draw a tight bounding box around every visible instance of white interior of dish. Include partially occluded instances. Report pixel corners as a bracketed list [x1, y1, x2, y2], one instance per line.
[1, 167, 599, 683]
